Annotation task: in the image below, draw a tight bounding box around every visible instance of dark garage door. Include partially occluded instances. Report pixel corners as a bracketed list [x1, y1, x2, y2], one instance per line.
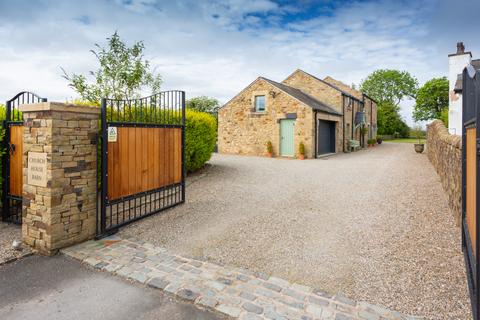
[317, 120, 336, 156]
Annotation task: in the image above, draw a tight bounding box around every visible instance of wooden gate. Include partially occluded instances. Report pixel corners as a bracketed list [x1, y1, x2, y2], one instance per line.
[2, 92, 46, 224]
[98, 91, 185, 236]
[462, 65, 480, 320]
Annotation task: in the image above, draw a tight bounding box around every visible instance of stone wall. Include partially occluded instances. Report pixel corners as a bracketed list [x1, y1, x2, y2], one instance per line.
[426, 120, 462, 225]
[20, 102, 100, 255]
[283, 70, 343, 113]
[218, 78, 315, 158]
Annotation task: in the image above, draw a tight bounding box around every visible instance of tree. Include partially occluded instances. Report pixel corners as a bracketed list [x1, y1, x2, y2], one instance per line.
[360, 69, 417, 137]
[186, 96, 220, 113]
[377, 101, 409, 137]
[360, 69, 418, 107]
[412, 77, 449, 122]
[62, 32, 162, 103]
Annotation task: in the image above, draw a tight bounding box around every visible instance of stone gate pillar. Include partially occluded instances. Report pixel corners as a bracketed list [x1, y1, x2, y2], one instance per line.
[19, 102, 100, 255]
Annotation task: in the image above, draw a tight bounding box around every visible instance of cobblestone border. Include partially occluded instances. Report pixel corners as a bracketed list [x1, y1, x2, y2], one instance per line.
[62, 236, 422, 320]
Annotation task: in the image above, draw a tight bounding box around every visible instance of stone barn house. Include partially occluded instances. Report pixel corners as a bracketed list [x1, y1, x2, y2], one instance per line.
[218, 69, 377, 158]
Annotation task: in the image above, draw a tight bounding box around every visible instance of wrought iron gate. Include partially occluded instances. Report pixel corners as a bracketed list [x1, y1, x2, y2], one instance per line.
[462, 65, 480, 320]
[2, 92, 47, 224]
[98, 91, 186, 237]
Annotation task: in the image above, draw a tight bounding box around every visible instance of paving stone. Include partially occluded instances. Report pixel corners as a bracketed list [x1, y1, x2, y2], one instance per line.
[180, 264, 193, 271]
[240, 291, 257, 301]
[242, 302, 264, 314]
[305, 304, 324, 318]
[263, 282, 282, 292]
[308, 295, 329, 307]
[335, 313, 354, 320]
[177, 289, 200, 301]
[209, 281, 226, 291]
[358, 310, 380, 320]
[335, 294, 357, 306]
[190, 268, 202, 274]
[237, 274, 250, 282]
[283, 288, 306, 301]
[93, 261, 109, 269]
[190, 260, 203, 268]
[291, 283, 312, 293]
[197, 297, 218, 308]
[62, 237, 413, 320]
[217, 277, 233, 285]
[147, 277, 169, 290]
[255, 271, 269, 280]
[128, 272, 148, 283]
[268, 276, 290, 287]
[313, 288, 333, 299]
[278, 297, 304, 310]
[165, 282, 182, 294]
[240, 313, 263, 320]
[216, 304, 242, 317]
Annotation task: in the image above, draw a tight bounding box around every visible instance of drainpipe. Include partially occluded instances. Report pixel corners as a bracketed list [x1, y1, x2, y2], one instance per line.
[351, 100, 354, 140]
[314, 110, 317, 158]
[342, 95, 345, 152]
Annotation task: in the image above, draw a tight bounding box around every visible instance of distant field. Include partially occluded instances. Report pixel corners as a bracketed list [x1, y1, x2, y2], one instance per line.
[383, 138, 425, 144]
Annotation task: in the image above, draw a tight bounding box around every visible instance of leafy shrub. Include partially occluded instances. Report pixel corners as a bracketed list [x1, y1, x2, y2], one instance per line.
[439, 108, 448, 127]
[298, 142, 305, 155]
[266, 141, 273, 154]
[185, 109, 217, 172]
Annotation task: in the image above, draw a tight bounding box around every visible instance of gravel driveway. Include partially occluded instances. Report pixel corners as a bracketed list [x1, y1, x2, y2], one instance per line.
[0, 223, 30, 264]
[120, 142, 470, 319]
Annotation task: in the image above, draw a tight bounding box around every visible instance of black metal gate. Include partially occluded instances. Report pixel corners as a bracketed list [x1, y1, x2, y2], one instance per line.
[2, 92, 47, 224]
[98, 91, 186, 237]
[462, 65, 480, 320]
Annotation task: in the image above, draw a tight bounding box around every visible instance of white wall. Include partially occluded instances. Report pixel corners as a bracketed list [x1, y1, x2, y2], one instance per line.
[448, 53, 471, 135]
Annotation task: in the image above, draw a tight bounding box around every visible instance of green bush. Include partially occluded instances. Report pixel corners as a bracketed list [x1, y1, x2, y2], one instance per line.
[439, 108, 448, 127]
[185, 109, 217, 172]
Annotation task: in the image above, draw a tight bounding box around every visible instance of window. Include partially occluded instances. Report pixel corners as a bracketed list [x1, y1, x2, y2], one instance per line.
[254, 95, 265, 112]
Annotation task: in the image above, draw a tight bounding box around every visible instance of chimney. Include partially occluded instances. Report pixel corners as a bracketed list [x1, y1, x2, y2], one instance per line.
[457, 42, 465, 54]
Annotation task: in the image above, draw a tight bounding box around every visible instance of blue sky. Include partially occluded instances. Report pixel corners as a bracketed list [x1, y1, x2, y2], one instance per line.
[0, 0, 479, 125]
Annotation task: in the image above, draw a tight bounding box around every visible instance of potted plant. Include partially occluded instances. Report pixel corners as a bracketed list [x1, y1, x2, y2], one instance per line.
[367, 139, 374, 147]
[298, 142, 305, 160]
[360, 126, 368, 135]
[266, 141, 273, 157]
[376, 135, 383, 144]
[412, 125, 424, 153]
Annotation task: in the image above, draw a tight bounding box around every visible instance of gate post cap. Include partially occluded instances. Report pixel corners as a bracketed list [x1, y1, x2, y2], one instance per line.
[19, 102, 101, 114]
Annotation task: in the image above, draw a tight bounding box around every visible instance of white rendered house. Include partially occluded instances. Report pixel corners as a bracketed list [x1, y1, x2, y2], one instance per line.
[448, 42, 480, 135]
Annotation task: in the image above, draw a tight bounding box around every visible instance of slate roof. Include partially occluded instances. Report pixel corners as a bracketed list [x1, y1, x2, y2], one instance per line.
[260, 77, 342, 116]
[454, 59, 480, 93]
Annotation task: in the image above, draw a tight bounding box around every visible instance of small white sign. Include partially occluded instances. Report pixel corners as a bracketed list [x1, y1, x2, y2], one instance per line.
[108, 127, 118, 142]
[28, 152, 47, 187]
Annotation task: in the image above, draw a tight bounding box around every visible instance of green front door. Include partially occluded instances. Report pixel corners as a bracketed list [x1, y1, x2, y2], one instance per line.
[280, 119, 295, 156]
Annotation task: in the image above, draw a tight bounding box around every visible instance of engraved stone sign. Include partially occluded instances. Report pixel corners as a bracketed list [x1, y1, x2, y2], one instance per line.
[28, 152, 47, 187]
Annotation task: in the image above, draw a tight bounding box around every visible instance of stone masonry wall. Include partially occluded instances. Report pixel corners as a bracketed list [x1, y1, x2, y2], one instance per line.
[218, 78, 315, 158]
[427, 120, 462, 225]
[21, 102, 100, 255]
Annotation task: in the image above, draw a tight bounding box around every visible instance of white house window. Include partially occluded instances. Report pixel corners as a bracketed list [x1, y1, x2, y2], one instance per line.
[255, 95, 265, 112]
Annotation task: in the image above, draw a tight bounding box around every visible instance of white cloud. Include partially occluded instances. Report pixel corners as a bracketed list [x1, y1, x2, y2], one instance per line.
[0, 0, 479, 126]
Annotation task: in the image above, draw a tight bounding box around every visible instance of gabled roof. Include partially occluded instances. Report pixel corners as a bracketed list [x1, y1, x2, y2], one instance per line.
[454, 60, 480, 93]
[260, 77, 342, 116]
[284, 69, 377, 103]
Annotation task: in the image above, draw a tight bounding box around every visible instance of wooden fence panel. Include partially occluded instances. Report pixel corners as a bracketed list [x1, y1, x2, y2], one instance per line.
[107, 127, 182, 200]
[467, 127, 477, 253]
